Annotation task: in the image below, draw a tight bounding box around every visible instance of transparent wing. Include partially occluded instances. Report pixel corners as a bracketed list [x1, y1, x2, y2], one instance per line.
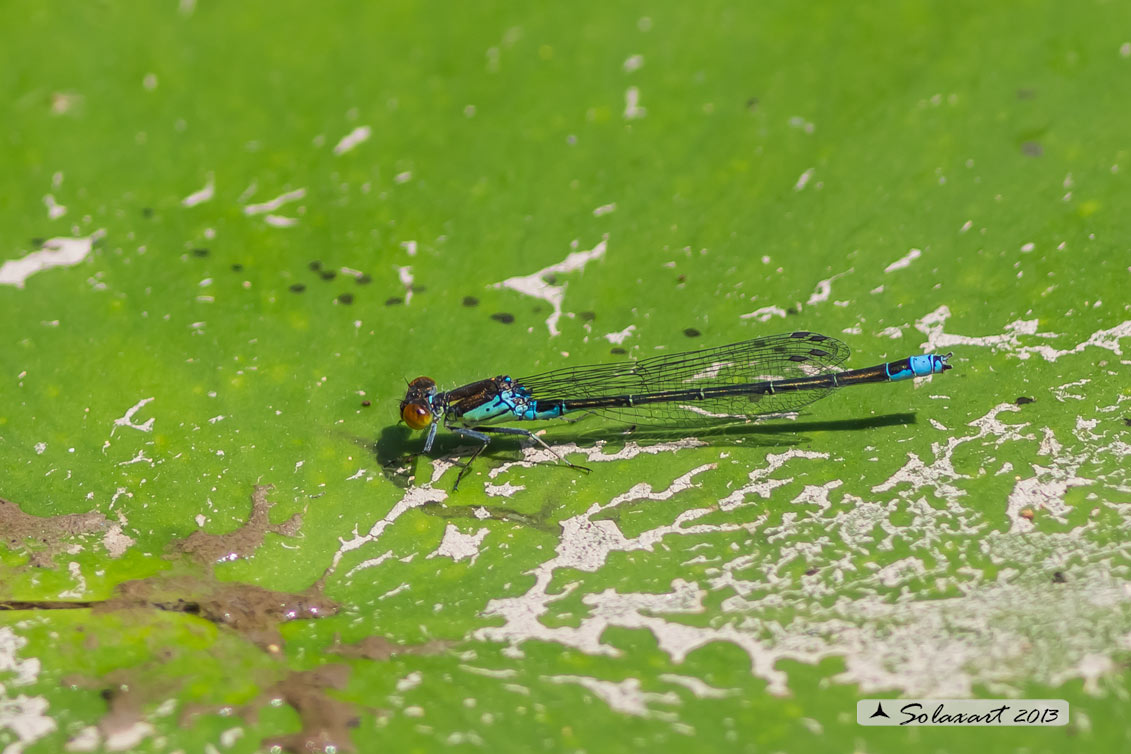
[515, 331, 850, 425]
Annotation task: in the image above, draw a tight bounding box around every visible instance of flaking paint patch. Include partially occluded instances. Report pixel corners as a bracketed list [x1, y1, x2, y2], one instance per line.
[328, 484, 445, 577]
[470, 394, 1131, 699]
[243, 188, 305, 215]
[181, 175, 214, 207]
[544, 675, 679, 718]
[603, 324, 636, 345]
[916, 306, 1131, 361]
[333, 125, 371, 155]
[485, 436, 706, 482]
[491, 238, 606, 336]
[428, 525, 490, 564]
[883, 247, 922, 272]
[110, 397, 155, 435]
[395, 265, 414, 305]
[739, 305, 787, 322]
[0, 692, 56, 754]
[0, 627, 55, 754]
[658, 674, 737, 698]
[0, 628, 41, 687]
[0, 233, 102, 289]
[804, 269, 851, 306]
[477, 465, 749, 653]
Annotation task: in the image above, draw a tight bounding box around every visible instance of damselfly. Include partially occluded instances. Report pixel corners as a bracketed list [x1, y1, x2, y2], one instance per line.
[398, 331, 952, 489]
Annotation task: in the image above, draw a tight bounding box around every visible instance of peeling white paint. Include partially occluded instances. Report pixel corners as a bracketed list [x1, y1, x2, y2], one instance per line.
[43, 194, 66, 219]
[333, 125, 371, 155]
[805, 269, 850, 306]
[102, 520, 136, 559]
[104, 721, 154, 751]
[793, 168, 813, 191]
[331, 485, 445, 576]
[603, 325, 635, 345]
[396, 671, 423, 692]
[658, 674, 737, 699]
[263, 214, 298, 228]
[181, 175, 215, 207]
[545, 675, 679, 717]
[739, 306, 787, 322]
[623, 87, 645, 119]
[0, 628, 55, 754]
[884, 248, 922, 272]
[429, 525, 490, 564]
[396, 265, 414, 305]
[110, 397, 155, 435]
[58, 562, 87, 600]
[1, 233, 102, 289]
[491, 238, 607, 336]
[916, 306, 1131, 362]
[485, 436, 706, 482]
[243, 188, 305, 215]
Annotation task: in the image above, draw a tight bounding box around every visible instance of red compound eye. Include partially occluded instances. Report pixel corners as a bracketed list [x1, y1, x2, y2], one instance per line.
[401, 403, 432, 430]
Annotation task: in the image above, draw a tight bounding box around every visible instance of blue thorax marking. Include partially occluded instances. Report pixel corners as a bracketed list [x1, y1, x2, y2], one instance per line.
[450, 379, 567, 426]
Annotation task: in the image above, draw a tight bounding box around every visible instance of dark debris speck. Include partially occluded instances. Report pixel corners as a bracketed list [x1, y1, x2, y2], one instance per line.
[336, 293, 354, 305]
[308, 260, 322, 271]
[231, 263, 244, 272]
[385, 297, 403, 306]
[356, 274, 372, 285]
[361, 400, 371, 408]
[683, 328, 701, 338]
[142, 207, 154, 218]
[1052, 571, 1067, 584]
[289, 284, 306, 293]
[462, 296, 480, 308]
[491, 313, 515, 324]
[191, 248, 210, 257]
[610, 347, 626, 355]
[1015, 396, 1035, 405]
[320, 270, 337, 281]
[579, 311, 596, 321]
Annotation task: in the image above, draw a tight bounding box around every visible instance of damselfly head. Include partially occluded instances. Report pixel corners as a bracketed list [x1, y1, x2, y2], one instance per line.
[400, 376, 438, 430]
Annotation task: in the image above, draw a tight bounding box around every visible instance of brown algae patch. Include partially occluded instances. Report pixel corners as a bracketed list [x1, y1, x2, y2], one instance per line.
[328, 634, 454, 661]
[95, 571, 338, 653]
[63, 668, 183, 751]
[259, 666, 360, 754]
[182, 665, 362, 754]
[0, 495, 108, 567]
[173, 484, 303, 565]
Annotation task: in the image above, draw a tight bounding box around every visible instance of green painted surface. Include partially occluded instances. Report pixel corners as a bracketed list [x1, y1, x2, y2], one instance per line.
[2, 0, 1130, 751]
